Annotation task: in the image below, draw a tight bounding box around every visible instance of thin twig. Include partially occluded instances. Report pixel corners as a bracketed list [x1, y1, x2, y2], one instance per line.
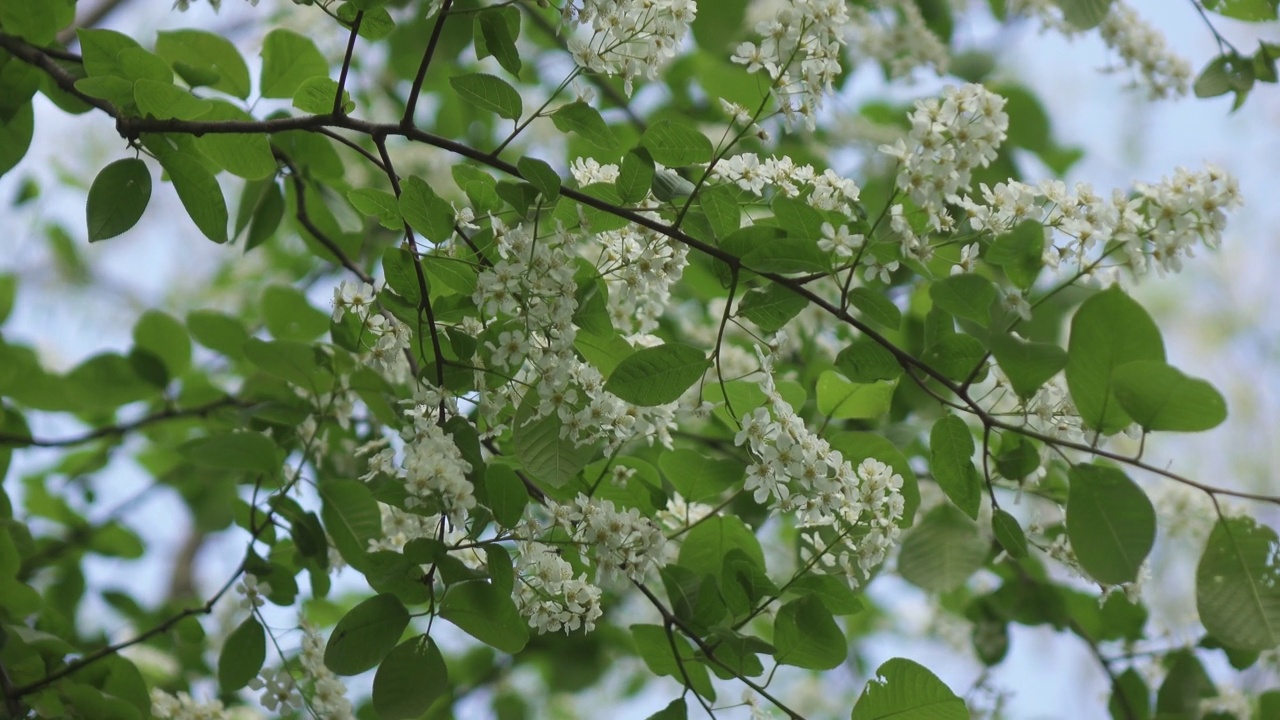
[0, 397, 243, 447]
[334, 10, 363, 116]
[401, 0, 455, 128]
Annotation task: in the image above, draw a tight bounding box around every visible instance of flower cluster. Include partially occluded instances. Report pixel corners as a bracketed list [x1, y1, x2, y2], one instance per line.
[248, 667, 300, 714]
[710, 153, 862, 216]
[300, 623, 355, 720]
[399, 402, 477, 526]
[735, 349, 905, 582]
[551, 493, 668, 582]
[513, 539, 605, 634]
[849, 0, 950, 79]
[562, 0, 697, 95]
[331, 280, 411, 383]
[879, 83, 1009, 232]
[731, 0, 850, 129]
[151, 689, 229, 720]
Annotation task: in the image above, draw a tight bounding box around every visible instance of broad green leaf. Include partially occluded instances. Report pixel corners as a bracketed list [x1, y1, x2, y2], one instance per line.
[517, 156, 561, 201]
[742, 239, 828, 274]
[382, 246, 423, 305]
[0, 274, 16, 325]
[0, 103, 33, 178]
[512, 393, 597, 487]
[156, 29, 252, 98]
[1066, 464, 1155, 585]
[1156, 649, 1214, 715]
[259, 29, 329, 99]
[292, 76, 354, 114]
[898, 504, 989, 592]
[616, 147, 655, 204]
[604, 343, 707, 406]
[1109, 667, 1151, 720]
[116, 47, 172, 83]
[930, 273, 996, 326]
[449, 73, 522, 120]
[551, 101, 618, 149]
[474, 8, 522, 76]
[325, 594, 410, 675]
[156, 149, 228, 243]
[640, 119, 713, 166]
[0, 2, 74, 45]
[646, 698, 688, 720]
[986, 220, 1044, 290]
[631, 624, 715, 700]
[658, 449, 743, 502]
[179, 431, 278, 474]
[320, 479, 382, 570]
[921, 333, 987, 383]
[86, 159, 151, 241]
[849, 288, 902, 330]
[1111, 360, 1227, 432]
[698, 184, 741, 238]
[372, 636, 448, 720]
[737, 283, 807, 332]
[399, 176, 456, 243]
[788, 574, 864, 615]
[851, 657, 969, 720]
[1065, 286, 1165, 435]
[439, 580, 529, 653]
[770, 196, 826, 243]
[1203, 0, 1277, 20]
[484, 464, 528, 528]
[348, 188, 404, 230]
[187, 310, 249, 359]
[575, 330, 634, 376]
[193, 102, 277, 180]
[679, 516, 765, 579]
[262, 284, 330, 341]
[243, 338, 331, 393]
[133, 79, 213, 120]
[835, 338, 902, 383]
[133, 310, 190, 377]
[929, 415, 982, 519]
[773, 595, 845, 669]
[1053, 0, 1115, 29]
[992, 509, 1029, 559]
[815, 371, 896, 420]
[218, 617, 265, 692]
[1197, 516, 1280, 651]
[77, 29, 142, 79]
[990, 332, 1067, 399]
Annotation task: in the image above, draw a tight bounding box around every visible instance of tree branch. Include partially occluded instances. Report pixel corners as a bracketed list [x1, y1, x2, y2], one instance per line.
[0, 397, 244, 448]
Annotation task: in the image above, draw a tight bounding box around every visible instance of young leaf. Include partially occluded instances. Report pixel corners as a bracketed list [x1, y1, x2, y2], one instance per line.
[439, 580, 529, 653]
[325, 594, 410, 675]
[187, 310, 249, 358]
[1066, 464, 1155, 585]
[929, 415, 982, 519]
[449, 73, 522, 120]
[898, 503, 989, 593]
[155, 29, 252, 98]
[86, 158, 151, 241]
[815, 371, 896, 420]
[1111, 360, 1228, 432]
[1065, 286, 1165, 435]
[293, 76, 354, 114]
[372, 636, 448, 720]
[773, 595, 845, 669]
[133, 79, 213, 120]
[992, 509, 1029, 559]
[930, 273, 996, 326]
[850, 657, 968, 720]
[218, 617, 265, 692]
[604, 343, 708, 406]
[640, 119, 713, 166]
[1196, 516, 1280, 651]
[259, 29, 329, 99]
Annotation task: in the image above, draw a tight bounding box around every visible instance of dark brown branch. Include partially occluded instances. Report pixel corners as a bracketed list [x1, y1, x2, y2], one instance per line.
[0, 397, 244, 448]
[334, 10, 362, 116]
[276, 153, 375, 284]
[401, 0, 455, 128]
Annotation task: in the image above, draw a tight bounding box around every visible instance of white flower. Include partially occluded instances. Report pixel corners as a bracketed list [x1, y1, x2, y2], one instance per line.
[236, 574, 270, 610]
[248, 667, 300, 713]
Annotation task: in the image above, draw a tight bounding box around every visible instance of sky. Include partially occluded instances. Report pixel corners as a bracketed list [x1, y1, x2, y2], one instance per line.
[1, 1, 1278, 718]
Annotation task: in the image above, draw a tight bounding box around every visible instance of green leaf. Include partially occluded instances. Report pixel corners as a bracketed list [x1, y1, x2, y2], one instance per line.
[992, 509, 1029, 559]
[737, 283, 807, 332]
[1109, 667, 1151, 720]
[640, 119, 713, 166]
[449, 73, 522, 120]
[849, 288, 902, 330]
[1204, 0, 1278, 20]
[439, 580, 529, 653]
[986, 220, 1044, 290]
[133, 79, 213, 120]
[262, 284, 330, 341]
[474, 7, 522, 76]
[187, 310, 249, 359]
[930, 273, 996, 326]
[179, 431, 278, 474]
[0, 274, 16, 325]
[815, 371, 896, 420]
[773, 595, 846, 669]
[133, 310, 190, 377]
[484, 464, 528, 528]
[835, 338, 902, 383]
[698, 184, 741, 238]
[86, 159, 151, 241]
[0, 102, 33, 179]
[929, 415, 982, 519]
[616, 147, 655, 205]
[605, 343, 707, 406]
[1196, 516, 1280, 651]
[292, 76, 354, 114]
[398, 176, 456, 243]
[517, 156, 561, 201]
[1111, 360, 1227, 432]
[646, 698, 688, 720]
[259, 29, 329, 99]
[678, 516, 765, 580]
[898, 503, 989, 593]
[851, 657, 969, 720]
[921, 333, 988, 383]
[742, 239, 827, 274]
[347, 188, 404, 230]
[1066, 464, 1155, 585]
[320, 479, 382, 570]
[382, 246, 423, 305]
[1065, 286, 1165, 435]
[770, 196, 826, 243]
[243, 338, 331, 393]
[788, 574, 864, 615]
[193, 101, 277, 180]
[990, 332, 1067, 399]
[325, 594, 410, 675]
[512, 393, 597, 487]
[155, 29, 252, 98]
[218, 617, 265, 692]
[551, 101, 618, 149]
[372, 636, 448, 720]
[631, 624, 715, 700]
[156, 149, 228, 243]
[77, 29, 142, 79]
[658, 449, 743, 502]
[1053, 0, 1115, 29]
